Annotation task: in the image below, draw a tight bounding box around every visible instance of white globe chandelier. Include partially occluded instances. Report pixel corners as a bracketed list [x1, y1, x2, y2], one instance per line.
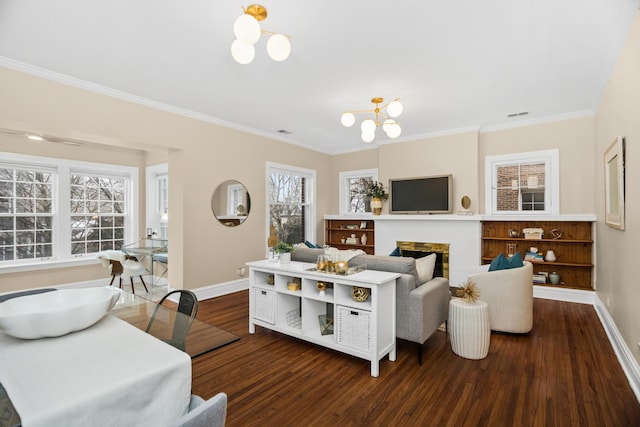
[231, 4, 291, 64]
[340, 97, 403, 143]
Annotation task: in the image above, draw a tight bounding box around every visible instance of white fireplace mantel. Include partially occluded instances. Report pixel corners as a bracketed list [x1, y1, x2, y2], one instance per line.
[373, 215, 482, 286]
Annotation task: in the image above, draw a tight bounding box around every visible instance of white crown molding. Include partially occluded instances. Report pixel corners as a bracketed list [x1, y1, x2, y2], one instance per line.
[0, 56, 330, 154]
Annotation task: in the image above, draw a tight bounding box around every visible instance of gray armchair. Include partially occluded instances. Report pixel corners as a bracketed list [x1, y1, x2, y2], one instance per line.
[172, 393, 227, 427]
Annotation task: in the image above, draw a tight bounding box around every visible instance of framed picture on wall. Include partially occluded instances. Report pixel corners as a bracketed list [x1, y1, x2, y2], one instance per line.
[604, 136, 625, 230]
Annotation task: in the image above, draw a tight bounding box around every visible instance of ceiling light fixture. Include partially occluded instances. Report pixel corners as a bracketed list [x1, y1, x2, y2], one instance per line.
[231, 4, 291, 64]
[340, 97, 403, 143]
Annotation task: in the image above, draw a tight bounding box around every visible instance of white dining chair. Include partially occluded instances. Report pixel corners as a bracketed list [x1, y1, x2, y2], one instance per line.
[97, 250, 148, 294]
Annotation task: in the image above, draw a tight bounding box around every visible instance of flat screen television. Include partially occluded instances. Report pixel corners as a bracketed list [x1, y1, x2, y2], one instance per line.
[389, 174, 453, 214]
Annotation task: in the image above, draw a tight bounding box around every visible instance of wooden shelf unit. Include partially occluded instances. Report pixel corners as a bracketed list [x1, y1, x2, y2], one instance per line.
[325, 218, 375, 254]
[481, 220, 594, 290]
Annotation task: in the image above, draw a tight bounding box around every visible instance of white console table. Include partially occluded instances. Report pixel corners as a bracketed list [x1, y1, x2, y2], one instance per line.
[247, 260, 399, 377]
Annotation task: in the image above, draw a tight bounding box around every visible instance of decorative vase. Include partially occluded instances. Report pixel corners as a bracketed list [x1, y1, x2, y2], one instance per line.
[279, 252, 291, 264]
[370, 197, 383, 215]
[361, 233, 367, 245]
[545, 250, 556, 262]
[549, 272, 560, 285]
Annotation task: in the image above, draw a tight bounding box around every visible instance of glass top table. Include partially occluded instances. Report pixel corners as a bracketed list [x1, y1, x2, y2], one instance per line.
[111, 290, 240, 358]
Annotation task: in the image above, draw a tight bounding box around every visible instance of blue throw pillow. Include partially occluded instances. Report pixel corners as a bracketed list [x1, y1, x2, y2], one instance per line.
[389, 247, 401, 257]
[488, 252, 524, 271]
[304, 240, 321, 249]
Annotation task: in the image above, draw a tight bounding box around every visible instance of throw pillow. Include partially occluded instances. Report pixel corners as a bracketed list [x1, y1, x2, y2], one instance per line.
[488, 252, 524, 271]
[416, 253, 437, 283]
[389, 247, 401, 257]
[304, 240, 321, 248]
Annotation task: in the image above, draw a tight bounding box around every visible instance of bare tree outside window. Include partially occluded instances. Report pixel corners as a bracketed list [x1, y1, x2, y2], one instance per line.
[70, 174, 126, 255]
[269, 172, 305, 244]
[0, 167, 53, 261]
[348, 176, 374, 213]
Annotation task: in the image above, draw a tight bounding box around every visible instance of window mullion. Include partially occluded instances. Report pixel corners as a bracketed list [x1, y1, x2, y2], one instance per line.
[57, 166, 71, 259]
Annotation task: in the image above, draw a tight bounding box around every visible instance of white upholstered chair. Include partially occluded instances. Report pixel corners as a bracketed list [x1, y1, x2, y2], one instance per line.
[466, 261, 533, 333]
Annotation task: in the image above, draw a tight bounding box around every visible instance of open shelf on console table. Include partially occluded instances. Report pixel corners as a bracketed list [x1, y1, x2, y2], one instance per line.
[481, 220, 594, 290]
[247, 259, 399, 377]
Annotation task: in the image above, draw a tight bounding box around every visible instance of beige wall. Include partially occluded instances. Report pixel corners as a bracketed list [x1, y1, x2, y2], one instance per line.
[378, 132, 479, 214]
[0, 66, 330, 292]
[478, 116, 596, 214]
[328, 148, 378, 216]
[594, 11, 640, 364]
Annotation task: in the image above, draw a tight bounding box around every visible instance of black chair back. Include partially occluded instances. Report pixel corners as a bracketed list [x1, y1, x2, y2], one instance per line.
[146, 290, 198, 352]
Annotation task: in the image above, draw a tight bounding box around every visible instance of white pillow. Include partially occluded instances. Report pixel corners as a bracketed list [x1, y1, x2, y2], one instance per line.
[416, 253, 437, 284]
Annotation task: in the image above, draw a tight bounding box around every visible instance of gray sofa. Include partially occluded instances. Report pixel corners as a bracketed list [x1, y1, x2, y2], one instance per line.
[292, 247, 450, 364]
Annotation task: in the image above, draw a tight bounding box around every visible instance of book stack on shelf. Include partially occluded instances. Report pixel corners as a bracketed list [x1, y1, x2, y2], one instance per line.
[524, 251, 544, 262]
[532, 274, 547, 284]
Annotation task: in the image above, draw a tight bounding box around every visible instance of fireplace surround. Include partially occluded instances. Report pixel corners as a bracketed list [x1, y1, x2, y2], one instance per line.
[396, 240, 450, 279]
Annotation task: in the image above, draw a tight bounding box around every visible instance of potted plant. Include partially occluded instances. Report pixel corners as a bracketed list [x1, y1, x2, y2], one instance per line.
[274, 241, 294, 263]
[362, 181, 389, 215]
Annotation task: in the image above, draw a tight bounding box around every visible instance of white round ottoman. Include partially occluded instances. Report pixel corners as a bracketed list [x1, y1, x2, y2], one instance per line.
[449, 298, 490, 360]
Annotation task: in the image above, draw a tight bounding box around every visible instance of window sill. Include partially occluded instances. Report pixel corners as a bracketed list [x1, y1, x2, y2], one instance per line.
[0, 257, 99, 274]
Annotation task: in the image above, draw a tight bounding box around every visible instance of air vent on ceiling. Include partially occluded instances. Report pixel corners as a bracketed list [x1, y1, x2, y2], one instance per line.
[277, 129, 292, 135]
[507, 111, 529, 118]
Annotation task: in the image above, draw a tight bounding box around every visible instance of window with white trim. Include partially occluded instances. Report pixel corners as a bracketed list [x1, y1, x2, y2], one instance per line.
[145, 164, 168, 240]
[339, 169, 378, 215]
[267, 162, 315, 245]
[227, 183, 245, 216]
[485, 149, 559, 215]
[0, 167, 54, 261]
[0, 152, 137, 267]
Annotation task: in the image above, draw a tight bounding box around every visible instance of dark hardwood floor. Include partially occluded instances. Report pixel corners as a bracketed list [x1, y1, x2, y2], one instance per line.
[191, 291, 640, 426]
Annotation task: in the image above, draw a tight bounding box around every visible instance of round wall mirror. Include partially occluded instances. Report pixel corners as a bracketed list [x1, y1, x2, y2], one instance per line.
[211, 180, 251, 227]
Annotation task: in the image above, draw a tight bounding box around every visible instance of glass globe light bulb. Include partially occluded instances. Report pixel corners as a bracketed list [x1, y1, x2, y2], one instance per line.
[385, 123, 402, 139]
[361, 118, 376, 134]
[231, 39, 255, 64]
[234, 14, 261, 44]
[341, 112, 355, 127]
[361, 131, 375, 143]
[267, 34, 291, 61]
[382, 119, 395, 133]
[387, 100, 403, 118]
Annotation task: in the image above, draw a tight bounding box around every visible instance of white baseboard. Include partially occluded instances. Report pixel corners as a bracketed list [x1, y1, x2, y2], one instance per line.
[191, 278, 249, 301]
[593, 294, 640, 403]
[534, 285, 640, 403]
[533, 285, 596, 304]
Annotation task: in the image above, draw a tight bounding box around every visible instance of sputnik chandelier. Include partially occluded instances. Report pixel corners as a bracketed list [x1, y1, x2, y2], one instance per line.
[231, 4, 291, 64]
[340, 97, 403, 143]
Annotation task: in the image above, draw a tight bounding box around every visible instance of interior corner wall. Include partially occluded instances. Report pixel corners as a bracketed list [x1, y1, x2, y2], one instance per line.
[0, 66, 332, 292]
[594, 11, 640, 365]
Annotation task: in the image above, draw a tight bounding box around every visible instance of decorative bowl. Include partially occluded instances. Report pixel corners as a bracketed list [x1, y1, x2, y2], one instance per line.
[0, 287, 121, 339]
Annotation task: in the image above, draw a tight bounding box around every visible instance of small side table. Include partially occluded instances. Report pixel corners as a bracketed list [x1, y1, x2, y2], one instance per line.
[449, 298, 490, 360]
